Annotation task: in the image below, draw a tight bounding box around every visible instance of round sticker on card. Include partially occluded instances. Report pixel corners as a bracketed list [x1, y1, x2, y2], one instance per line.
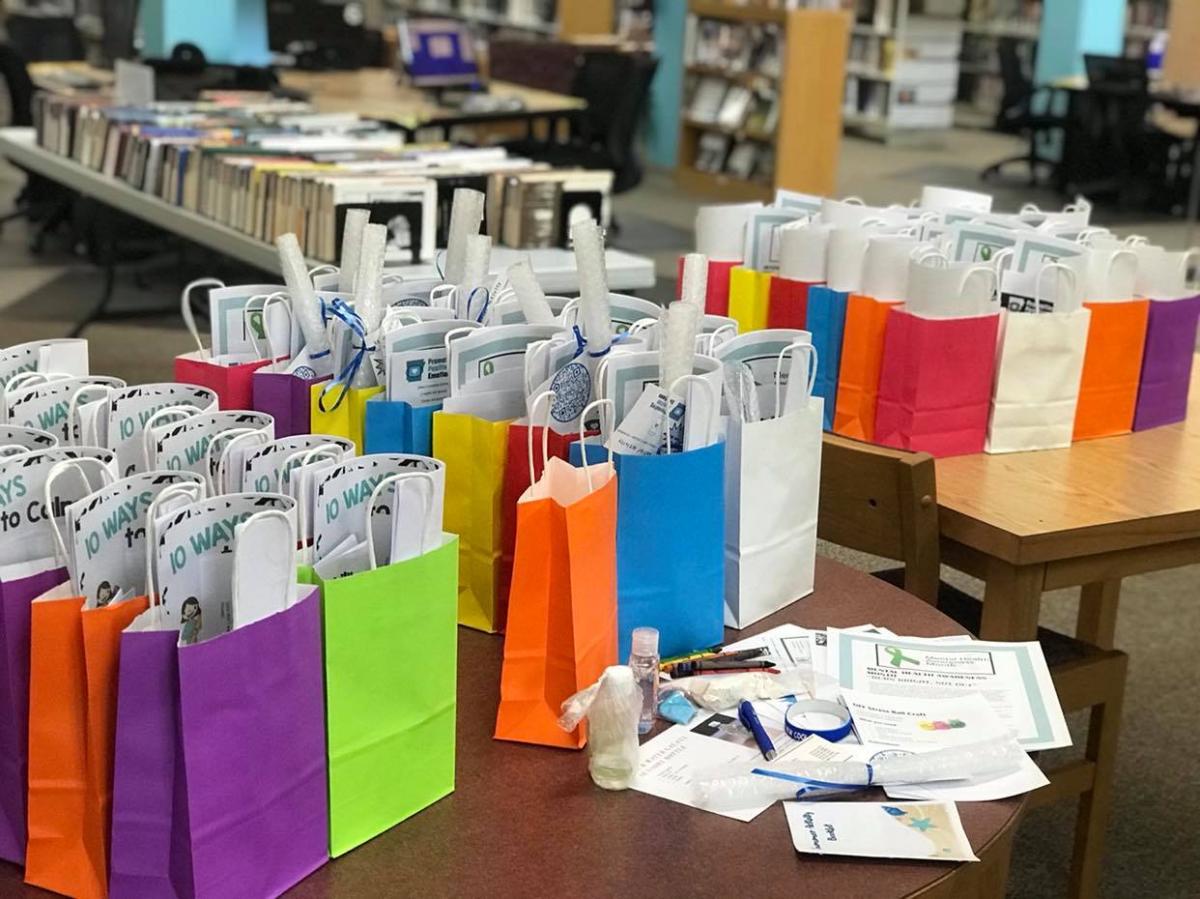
[292, 366, 317, 380]
[549, 361, 591, 423]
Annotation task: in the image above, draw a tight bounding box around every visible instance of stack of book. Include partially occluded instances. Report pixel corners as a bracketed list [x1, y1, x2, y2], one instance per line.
[32, 91, 613, 262]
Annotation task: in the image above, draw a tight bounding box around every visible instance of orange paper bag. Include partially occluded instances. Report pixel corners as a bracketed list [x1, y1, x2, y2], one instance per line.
[833, 294, 899, 441]
[494, 424, 618, 749]
[1073, 299, 1150, 440]
[25, 590, 147, 899]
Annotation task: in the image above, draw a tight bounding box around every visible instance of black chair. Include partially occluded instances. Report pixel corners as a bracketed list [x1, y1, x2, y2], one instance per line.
[504, 50, 659, 195]
[0, 42, 75, 249]
[980, 38, 1062, 185]
[3, 14, 84, 62]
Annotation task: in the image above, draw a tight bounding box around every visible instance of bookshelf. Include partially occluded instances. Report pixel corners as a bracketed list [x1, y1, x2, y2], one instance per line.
[1123, 0, 1169, 61]
[387, 0, 618, 39]
[676, 1, 849, 202]
[956, 0, 1040, 121]
[844, 0, 965, 141]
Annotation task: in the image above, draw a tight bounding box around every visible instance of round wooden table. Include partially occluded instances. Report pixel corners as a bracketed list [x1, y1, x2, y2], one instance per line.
[0, 558, 1024, 898]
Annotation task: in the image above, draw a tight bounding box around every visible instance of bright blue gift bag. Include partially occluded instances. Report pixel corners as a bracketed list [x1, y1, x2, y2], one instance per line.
[805, 286, 849, 431]
[364, 395, 441, 456]
[570, 440, 725, 660]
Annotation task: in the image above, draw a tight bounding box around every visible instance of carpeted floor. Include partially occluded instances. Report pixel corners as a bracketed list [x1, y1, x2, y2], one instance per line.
[2, 128, 1198, 897]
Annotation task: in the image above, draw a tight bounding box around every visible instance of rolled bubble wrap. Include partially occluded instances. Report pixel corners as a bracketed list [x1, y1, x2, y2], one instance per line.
[276, 232, 331, 357]
[445, 188, 485, 285]
[659, 301, 701, 396]
[571, 218, 612, 353]
[338, 208, 370, 294]
[507, 258, 555, 324]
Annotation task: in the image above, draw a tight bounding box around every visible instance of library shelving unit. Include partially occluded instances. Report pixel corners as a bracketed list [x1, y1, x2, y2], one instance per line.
[956, 0, 1040, 123]
[1123, 0, 1169, 61]
[676, 0, 849, 202]
[843, 0, 964, 141]
[388, 0, 616, 40]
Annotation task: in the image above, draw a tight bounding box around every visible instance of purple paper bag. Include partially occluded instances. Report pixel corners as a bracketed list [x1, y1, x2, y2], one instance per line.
[252, 372, 315, 439]
[0, 565, 67, 864]
[109, 628, 192, 899]
[1133, 295, 1200, 431]
[109, 589, 327, 899]
[179, 588, 328, 898]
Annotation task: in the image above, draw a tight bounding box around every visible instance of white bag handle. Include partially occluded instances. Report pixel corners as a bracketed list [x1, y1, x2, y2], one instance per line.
[1179, 248, 1200, 290]
[245, 291, 292, 367]
[205, 428, 271, 495]
[64, 377, 124, 447]
[841, 196, 866, 206]
[664, 374, 718, 455]
[1076, 227, 1109, 245]
[559, 297, 581, 328]
[142, 405, 200, 472]
[44, 456, 116, 586]
[308, 263, 338, 279]
[526, 390, 555, 486]
[705, 323, 738, 355]
[282, 443, 346, 541]
[144, 481, 205, 621]
[911, 245, 947, 266]
[180, 278, 225, 357]
[959, 264, 998, 306]
[2, 371, 71, 423]
[1034, 262, 1079, 315]
[523, 340, 553, 399]
[578, 398, 614, 491]
[773, 342, 818, 420]
[429, 283, 457, 310]
[443, 326, 480, 395]
[1105, 248, 1138, 287]
[366, 471, 437, 570]
[1124, 234, 1149, 247]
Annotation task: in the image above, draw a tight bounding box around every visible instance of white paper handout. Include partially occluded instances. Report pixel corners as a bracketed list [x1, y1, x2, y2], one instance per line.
[784, 801, 978, 862]
[825, 629, 1071, 750]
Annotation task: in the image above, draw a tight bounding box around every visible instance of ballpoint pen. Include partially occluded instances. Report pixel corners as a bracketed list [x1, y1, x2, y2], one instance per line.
[667, 658, 777, 677]
[738, 700, 777, 761]
[668, 666, 779, 679]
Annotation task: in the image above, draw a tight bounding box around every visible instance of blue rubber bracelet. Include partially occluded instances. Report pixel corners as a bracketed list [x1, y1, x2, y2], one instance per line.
[783, 699, 854, 743]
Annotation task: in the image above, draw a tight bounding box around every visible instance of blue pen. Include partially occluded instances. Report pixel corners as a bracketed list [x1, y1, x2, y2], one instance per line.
[737, 700, 776, 761]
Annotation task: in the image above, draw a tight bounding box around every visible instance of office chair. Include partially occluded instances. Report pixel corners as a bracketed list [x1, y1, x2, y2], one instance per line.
[504, 50, 659, 196]
[3, 13, 84, 62]
[980, 38, 1061, 185]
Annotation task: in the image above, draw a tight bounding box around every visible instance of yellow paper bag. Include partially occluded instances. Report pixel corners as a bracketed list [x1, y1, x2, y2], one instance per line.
[310, 383, 383, 453]
[727, 266, 771, 333]
[432, 410, 512, 632]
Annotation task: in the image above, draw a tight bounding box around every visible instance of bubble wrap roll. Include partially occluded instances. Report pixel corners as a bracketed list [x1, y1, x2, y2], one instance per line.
[338, 208, 370, 294]
[507, 258, 555, 324]
[681, 253, 709, 312]
[572, 218, 612, 352]
[445, 188, 485, 284]
[353, 222, 388, 335]
[659, 301, 700, 397]
[276, 232, 330, 356]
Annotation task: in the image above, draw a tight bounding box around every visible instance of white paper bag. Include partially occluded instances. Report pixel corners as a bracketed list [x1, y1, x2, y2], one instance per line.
[986, 303, 1092, 454]
[722, 346, 823, 628]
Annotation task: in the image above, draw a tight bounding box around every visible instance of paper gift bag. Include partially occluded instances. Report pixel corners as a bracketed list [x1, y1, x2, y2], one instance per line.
[25, 589, 148, 899]
[987, 308, 1091, 453]
[252, 371, 324, 439]
[727, 266, 771, 333]
[833, 294, 898, 441]
[0, 564, 67, 865]
[309, 535, 458, 856]
[766, 275, 815, 330]
[677, 257, 738, 317]
[364, 394, 441, 457]
[108, 589, 328, 899]
[498, 422, 586, 630]
[805, 286, 850, 431]
[173, 351, 268, 413]
[724, 350, 823, 628]
[496, 449, 617, 749]
[875, 310, 1000, 458]
[1073, 300, 1149, 440]
[1133, 295, 1200, 430]
[570, 441, 725, 661]
[433, 410, 512, 632]
[309, 383, 384, 453]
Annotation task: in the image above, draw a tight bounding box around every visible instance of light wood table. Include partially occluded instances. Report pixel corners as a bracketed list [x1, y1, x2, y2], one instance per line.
[278, 68, 585, 137]
[936, 364, 1200, 649]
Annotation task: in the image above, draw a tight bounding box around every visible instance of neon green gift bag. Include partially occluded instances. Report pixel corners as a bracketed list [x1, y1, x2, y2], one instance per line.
[301, 533, 459, 856]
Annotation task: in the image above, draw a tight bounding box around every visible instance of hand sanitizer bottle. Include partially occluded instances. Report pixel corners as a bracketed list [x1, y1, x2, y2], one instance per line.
[628, 627, 660, 735]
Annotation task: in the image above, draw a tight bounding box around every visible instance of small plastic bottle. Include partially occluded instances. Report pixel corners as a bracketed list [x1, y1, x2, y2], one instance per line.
[628, 626, 660, 735]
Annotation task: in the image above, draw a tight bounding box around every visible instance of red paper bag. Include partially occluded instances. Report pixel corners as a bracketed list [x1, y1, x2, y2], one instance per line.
[174, 351, 269, 412]
[766, 275, 817, 330]
[874, 310, 1000, 458]
[676, 256, 739, 317]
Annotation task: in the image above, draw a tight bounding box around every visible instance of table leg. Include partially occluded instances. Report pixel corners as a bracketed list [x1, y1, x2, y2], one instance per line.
[1076, 580, 1121, 650]
[979, 560, 1045, 641]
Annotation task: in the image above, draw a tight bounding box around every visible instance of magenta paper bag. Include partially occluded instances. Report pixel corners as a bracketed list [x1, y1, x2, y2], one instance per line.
[0, 564, 67, 864]
[108, 590, 328, 899]
[1133, 295, 1200, 430]
[874, 310, 1000, 457]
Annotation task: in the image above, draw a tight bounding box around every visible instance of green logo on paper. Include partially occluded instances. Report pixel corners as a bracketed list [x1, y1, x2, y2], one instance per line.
[884, 646, 920, 668]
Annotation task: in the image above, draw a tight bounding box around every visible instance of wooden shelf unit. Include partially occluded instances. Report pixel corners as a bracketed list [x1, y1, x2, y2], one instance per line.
[676, 1, 849, 201]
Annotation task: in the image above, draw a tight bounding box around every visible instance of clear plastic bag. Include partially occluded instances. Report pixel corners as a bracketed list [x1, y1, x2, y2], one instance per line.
[559, 666, 642, 790]
[668, 666, 832, 711]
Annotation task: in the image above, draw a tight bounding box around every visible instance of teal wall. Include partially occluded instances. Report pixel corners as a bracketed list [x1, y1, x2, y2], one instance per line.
[645, 0, 686, 168]
[1036, 0, 1127, 83]
[141, 0, 271, 66]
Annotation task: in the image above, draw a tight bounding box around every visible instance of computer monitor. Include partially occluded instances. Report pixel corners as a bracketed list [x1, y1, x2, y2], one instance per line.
[1084, 54, 1148, 93]
[399, 18, 480, 90]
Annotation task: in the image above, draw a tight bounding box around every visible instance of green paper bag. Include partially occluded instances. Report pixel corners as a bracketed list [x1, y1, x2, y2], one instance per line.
[304, 534, 459, 856]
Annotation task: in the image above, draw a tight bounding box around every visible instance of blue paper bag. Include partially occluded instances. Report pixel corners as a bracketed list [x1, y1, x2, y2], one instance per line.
[570, 440, 725, 660]
[805, 286, 849, 431]
[364, 394, 441, 456]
